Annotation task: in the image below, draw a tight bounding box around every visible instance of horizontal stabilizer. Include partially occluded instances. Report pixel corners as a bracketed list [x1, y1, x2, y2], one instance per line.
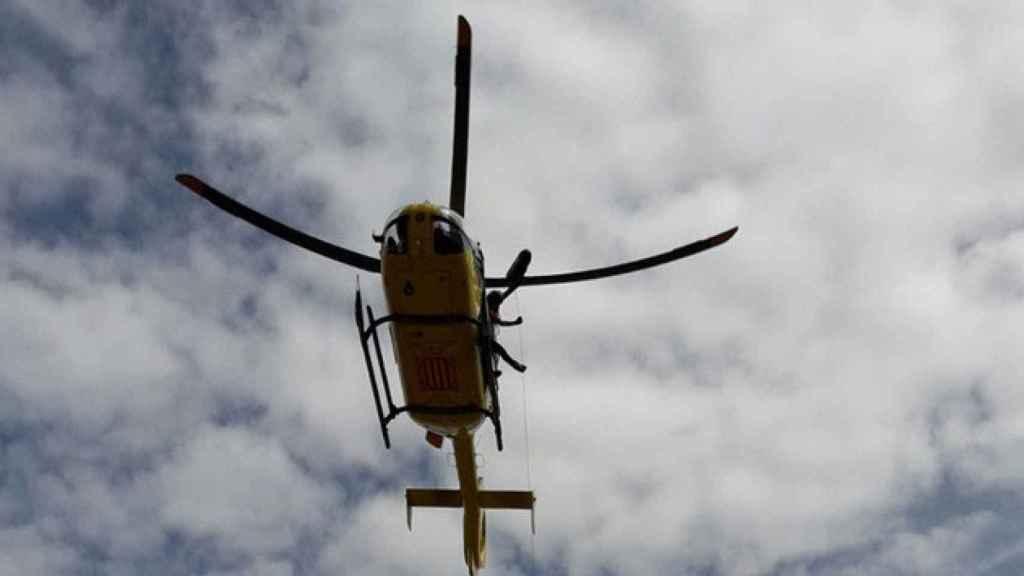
[478, 490, 535, 510]
[481, 490, 536, 533]
[407, 488, 463, 508]
[406, 489, 462, 531]
[405, 488, 536, 533]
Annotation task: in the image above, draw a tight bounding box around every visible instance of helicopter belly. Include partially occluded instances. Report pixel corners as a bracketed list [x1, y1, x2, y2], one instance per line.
[382, 237, 488, 437]
[392, 322, 487, 435]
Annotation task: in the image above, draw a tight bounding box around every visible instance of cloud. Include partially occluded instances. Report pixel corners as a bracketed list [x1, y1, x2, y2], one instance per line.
[4, 1, 1024, 575]
[157, 426, 333, 556]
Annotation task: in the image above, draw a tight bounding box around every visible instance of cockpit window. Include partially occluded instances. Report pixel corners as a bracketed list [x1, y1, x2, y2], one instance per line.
[432, 218, 465, 255]
[384, 215, 409, 255]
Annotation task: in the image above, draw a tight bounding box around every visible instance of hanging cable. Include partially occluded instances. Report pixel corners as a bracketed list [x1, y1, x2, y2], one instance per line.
[513, 291, 538, 569]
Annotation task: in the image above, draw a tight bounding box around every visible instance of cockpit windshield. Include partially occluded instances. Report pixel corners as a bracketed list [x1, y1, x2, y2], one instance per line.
[432, 217, 465, 255]
[383, 214, 409, 255]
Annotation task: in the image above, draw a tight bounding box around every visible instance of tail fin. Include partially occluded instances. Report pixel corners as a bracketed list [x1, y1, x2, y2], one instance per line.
[405, 489, 536, 533]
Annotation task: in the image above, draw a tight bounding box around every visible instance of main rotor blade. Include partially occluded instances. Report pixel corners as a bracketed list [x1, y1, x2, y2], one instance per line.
[175, 174, 381, 273]
[448, 15, 472, 217]
[484, 227, 738, 288]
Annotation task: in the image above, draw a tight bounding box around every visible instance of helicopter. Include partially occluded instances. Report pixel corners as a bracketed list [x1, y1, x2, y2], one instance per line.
[175, 15, 737, 576]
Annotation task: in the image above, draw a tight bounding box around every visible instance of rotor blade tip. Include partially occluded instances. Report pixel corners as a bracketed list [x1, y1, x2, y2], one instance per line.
[457, 16, 471, 44]
[175, 173, 197, 188]
[174, 173, 208, 193]
[714, 226, 739, 243]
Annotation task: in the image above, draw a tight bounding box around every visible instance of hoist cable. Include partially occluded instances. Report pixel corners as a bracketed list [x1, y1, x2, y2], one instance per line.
[513, 292, 538, 569]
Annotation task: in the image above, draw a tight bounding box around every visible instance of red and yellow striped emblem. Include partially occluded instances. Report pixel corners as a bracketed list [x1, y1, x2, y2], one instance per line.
[417, 356, 458, 392]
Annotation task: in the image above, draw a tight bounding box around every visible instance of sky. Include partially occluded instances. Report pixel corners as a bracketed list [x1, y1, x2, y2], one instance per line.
[3, 1, 1024, 574]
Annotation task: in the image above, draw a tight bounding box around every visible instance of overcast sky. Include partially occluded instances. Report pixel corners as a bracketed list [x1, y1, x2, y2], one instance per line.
[4, 1, 1024, 575]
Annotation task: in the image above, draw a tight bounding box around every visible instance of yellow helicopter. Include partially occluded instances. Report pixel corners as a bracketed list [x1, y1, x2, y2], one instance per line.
[176, 15, 736, 575]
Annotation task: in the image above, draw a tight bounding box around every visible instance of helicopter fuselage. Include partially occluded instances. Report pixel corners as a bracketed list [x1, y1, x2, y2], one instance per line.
[379, 202, 493, 439]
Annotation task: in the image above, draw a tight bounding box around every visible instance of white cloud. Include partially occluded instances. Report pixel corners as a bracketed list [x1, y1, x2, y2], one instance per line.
[0, 526, 78, 576]
[156, 425, 333, 556]
[5, 1, 1024, 574]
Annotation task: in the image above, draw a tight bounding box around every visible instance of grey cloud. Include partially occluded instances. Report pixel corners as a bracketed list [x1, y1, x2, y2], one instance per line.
[6, 1, 1024, 575]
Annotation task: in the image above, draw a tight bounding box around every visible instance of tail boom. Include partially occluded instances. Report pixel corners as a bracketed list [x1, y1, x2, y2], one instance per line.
[405, 431, 535, 573]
